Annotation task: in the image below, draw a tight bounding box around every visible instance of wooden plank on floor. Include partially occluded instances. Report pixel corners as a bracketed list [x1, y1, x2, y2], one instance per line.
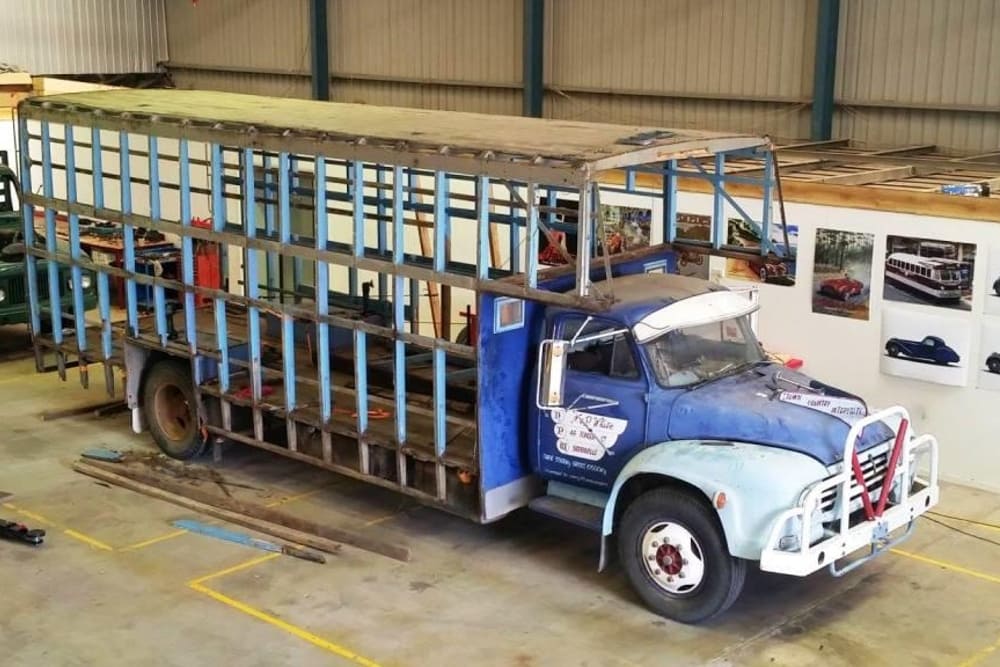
[73, 460, 411, 562]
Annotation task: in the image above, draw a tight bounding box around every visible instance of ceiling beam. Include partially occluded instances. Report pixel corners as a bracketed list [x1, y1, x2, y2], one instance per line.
[864, 144, 936, 156]
[820, 165, 916, 186]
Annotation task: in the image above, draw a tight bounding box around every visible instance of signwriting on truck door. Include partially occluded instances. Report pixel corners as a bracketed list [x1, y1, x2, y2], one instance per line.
[536, 314, 647, 489]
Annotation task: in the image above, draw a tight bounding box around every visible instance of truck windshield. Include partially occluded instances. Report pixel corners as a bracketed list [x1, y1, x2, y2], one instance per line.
[642, 315, 765, 387]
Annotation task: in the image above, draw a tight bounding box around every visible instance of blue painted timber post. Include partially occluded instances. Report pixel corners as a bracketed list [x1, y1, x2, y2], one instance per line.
[811, 0, 840, 140]
[522, 0, 544, 117]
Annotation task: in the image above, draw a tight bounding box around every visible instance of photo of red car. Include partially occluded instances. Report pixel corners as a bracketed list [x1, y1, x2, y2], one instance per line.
[818, 275, 865, 301]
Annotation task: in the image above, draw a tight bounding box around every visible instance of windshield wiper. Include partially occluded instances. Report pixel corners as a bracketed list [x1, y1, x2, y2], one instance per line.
[686, 359, 762, 390]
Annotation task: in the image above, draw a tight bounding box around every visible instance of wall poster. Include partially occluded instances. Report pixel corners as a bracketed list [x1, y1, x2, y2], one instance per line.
[812, 228, 875, 320]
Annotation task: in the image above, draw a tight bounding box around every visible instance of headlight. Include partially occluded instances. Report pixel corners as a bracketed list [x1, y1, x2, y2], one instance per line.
[66, 274, 94, 290]
[0, 288, 6, 303]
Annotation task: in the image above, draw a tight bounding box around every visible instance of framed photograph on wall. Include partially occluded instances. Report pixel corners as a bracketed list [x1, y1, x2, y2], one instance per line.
[985, 246, 1000, 316]
[883, 235, 976, 311]
[977, 319, 1000, 391]
[724, 217, 797, 286]
[881, 306, 971, 387]
[812, 228, 875, 320]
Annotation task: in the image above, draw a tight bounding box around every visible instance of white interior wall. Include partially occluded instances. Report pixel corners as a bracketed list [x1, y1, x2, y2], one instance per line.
[671, 189, 999, 493]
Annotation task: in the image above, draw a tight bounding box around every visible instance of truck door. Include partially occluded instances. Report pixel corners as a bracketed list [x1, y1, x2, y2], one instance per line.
[535, 314, 648, 491]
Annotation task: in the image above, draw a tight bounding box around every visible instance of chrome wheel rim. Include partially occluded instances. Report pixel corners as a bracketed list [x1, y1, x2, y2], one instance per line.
[640, 521, 705, 595]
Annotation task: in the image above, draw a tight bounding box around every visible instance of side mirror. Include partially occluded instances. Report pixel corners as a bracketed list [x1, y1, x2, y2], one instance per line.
[537, 339, 568, 409]
[1, 242, 25, 261]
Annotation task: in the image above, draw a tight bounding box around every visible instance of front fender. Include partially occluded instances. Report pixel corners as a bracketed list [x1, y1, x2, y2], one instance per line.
[602, 441, 828, 562]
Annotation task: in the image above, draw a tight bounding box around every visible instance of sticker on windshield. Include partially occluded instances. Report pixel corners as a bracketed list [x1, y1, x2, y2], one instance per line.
[550, 409, 627, 461]
[777, 391, 867, 426]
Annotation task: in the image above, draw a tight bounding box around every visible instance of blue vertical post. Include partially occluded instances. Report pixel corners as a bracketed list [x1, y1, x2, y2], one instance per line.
[119, 131, 138, 337]
[19, 119, 41, 339]
[41, 123, 63, 351]
[211, 144, 230, 394]
[525, 184, 539, 288]
[392, 166, 407, 450]
[432, 170, 447, 495]
[350, 160, 363, 298]
[522, 0, 544, 117]
[64, 125, 87, 356]
[179, 139, 197, 353]
[149, 136, 168, 346]
[278, 152, 296, 443]
[309, 0, 330, 101]
[289, 155, 302, 300]
[91, 128, 112, 371]
[243, 149, 263, 439]
[625, 169, 636, 192]
[476, 175, 490, 281]
[376, 165, 388, 300]
[712, 153, 725, 250]
[314, 156, 331, 425]
[262, 154, 278, 297]
[351, 159, 367, 460]
[811, 0, 841, 141]
[664, 160, 678, 244]
[762, 152, 775, 255]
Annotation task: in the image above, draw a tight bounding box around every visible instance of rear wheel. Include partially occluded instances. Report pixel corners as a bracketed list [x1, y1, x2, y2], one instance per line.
[988, 357, 1000, 374]
[887, 343, 901, 357]
[143, 360, 204, 460]
[618, 488, 746, 624]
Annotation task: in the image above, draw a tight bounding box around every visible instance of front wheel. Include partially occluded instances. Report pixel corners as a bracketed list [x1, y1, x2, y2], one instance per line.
[618, 488, 746, 624]
[988, 357, 1000, 374]
[887, 343, 901, 357]
[142, 360, 204, 460]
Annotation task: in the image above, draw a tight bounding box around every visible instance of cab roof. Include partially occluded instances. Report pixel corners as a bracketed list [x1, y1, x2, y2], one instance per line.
[590, 273, 722, 327]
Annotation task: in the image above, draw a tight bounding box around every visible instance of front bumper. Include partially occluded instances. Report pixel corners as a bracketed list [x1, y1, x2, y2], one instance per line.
[759, 406, 939, 577]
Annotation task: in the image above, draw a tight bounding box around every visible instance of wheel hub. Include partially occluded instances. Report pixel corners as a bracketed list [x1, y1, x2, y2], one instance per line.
[641, 521, 706, 595]
[655, 543, 683, 576]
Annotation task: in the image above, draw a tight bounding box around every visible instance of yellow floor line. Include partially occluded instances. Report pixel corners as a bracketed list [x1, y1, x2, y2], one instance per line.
[891, 549, 1000, 585]
[189, 553, 281, 585]
[120, 529, 189, 551]
[265, 487, 325, 508]
[958, 634, 1000, 667]
[3, 503, 56, 526]
[189, 582, 382, 667]
[63, 529, 114, 551]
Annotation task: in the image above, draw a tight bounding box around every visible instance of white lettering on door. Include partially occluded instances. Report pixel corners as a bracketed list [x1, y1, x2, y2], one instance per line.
[550, 408, 628, 461]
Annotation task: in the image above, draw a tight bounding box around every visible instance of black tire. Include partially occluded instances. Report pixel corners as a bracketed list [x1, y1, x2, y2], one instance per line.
[887, 343, 901, 357]
[988, 357, 1000, 374]
[142, 360, 204, 460]
[618, 488, 746, 624]
[758, 266, 769, 282]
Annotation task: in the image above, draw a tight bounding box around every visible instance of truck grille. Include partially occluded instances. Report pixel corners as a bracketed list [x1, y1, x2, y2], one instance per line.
[4, 275, 54, 306]
[820, 448, 891, 515]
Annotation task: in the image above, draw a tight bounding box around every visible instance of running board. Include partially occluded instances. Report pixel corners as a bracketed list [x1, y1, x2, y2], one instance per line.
[528, 495, 603, 532]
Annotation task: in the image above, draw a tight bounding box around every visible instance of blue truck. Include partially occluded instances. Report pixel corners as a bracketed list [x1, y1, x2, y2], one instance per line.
[18, 89, 940, 623]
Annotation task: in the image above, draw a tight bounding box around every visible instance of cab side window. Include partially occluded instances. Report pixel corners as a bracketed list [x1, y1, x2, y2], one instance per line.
[561, 317, 639, 379]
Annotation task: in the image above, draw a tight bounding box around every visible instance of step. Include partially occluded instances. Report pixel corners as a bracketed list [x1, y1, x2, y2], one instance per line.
[528, 495, 603, 532]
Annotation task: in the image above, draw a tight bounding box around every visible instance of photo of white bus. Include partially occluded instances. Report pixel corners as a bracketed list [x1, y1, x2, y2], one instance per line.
[885, 252, 964, 303]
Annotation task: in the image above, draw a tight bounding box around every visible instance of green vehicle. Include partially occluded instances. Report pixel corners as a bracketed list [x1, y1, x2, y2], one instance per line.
[0, 151, 97, 328]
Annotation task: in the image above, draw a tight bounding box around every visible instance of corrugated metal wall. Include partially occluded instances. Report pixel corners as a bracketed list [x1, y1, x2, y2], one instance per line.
[163, 0, 1000, 152]
[0, 0, 167, 75]
[544, 0, 815, 137]
[834, 0, 1000, 152]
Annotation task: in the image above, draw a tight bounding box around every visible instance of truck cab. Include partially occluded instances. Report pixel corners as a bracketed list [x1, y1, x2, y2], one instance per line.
[526, 271, 939, 623]
[0, 154, 97, 328]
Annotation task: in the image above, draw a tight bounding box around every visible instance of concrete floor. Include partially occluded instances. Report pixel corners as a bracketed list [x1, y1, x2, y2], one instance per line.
[0, 328, 999, 666]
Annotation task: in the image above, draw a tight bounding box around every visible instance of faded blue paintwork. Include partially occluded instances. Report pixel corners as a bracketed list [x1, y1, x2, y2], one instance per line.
[601, 440, 829, 560]
[476, 250, 677, 501]
[667, 366, 893, 466]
